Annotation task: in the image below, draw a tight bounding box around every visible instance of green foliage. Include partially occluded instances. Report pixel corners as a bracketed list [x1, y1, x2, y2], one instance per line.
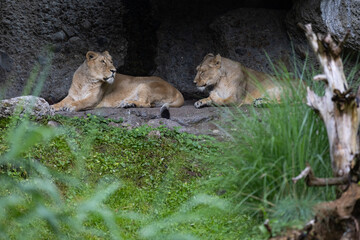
[0, 114, 259, 239]
[0, 117, 122, 239]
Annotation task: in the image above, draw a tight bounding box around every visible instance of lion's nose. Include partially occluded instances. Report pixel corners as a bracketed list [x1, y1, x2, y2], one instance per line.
[110, 69, 116, 73]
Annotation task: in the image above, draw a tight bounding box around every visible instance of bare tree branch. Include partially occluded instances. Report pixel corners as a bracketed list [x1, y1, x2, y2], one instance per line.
[306, 87, 322, 112]
[293, 165, 348, 186]
[313, 74, 327, 83]
[264, 219, 272, 238]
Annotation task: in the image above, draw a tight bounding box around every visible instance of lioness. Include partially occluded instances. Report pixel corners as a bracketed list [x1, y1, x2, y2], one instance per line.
[52, 51, 184, 114]
[193, 53, 285, 108]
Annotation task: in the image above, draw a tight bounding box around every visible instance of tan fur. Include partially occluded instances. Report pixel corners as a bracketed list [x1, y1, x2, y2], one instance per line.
[52, 51, 184, 112]
[193, 53, 287, 108]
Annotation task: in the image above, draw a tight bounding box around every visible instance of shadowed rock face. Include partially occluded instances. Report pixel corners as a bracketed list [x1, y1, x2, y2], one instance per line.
[0, 0, 126, 103]
[286, 0, 360, 58]
[143, 0, 293, 99]
[210, 9, 291, 73]
[0, 0, 293, 103]
[6, 0, 359, 104]
[152, 8, 292, 99]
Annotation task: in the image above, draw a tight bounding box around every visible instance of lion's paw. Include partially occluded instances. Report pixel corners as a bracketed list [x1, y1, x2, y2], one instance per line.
[194, 100, 205, 109]
[253, 98, 270, 108]
[50, 105, 57, 112]
[61, 106, 75, 112]
[120, 102, 136, 108]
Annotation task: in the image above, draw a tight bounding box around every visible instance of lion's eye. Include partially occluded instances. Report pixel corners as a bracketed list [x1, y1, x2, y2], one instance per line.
[101, 60, 106, 64]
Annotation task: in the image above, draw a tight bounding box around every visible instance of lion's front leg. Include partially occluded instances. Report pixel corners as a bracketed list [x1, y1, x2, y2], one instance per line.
[52, 96, 99, 112]
[51, 96, 76, 112]
[194, 97, 213, 109]
[195, 92, 236, 108]
[69, 97, 100, 111]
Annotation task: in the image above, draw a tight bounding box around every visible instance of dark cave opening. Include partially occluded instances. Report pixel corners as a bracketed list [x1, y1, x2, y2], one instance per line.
[118, 0, 160, 76]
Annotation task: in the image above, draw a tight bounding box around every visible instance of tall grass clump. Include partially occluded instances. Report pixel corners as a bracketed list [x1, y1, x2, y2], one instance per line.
[0, 117, 124, 239]
[212, 54, 356, 224]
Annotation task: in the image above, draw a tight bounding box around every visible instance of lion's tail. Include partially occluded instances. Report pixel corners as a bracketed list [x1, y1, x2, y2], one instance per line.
[160, 103, 170, 119]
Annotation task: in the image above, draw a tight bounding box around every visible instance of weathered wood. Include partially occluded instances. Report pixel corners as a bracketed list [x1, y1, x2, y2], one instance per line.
[302, 24, 359, 178]
[272, 24, 360, 240]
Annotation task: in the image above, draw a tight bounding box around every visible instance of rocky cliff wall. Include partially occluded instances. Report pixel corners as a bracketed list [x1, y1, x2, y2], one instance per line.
[1, 0, 359, 103]
[0, 0, 126, 103]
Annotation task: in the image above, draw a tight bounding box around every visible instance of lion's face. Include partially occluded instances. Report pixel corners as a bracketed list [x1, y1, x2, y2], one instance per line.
[193, 54, 223, 92]
[86, 51, 116, 84]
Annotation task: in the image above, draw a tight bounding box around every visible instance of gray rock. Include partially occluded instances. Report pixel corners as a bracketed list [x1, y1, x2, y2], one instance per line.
[62, 26, 76, 38]
[286, 0, 360, 51]
[81, 20, 91, 30]
[69, 36, 81, 43]
[0, 50, 12, 72]
[52, 31, 67, 41]
[153, 19, 213, 98]
[0, 96, 54, 119]
[320, 0, 360, 51]
[147, 118, 183, 130]
[55, 101, 226, 136]
[210, 8, 292, 73]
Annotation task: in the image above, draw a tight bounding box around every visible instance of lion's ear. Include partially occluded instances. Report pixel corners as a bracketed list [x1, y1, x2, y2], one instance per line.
[86, 51, 98, 61]
[203, 53, 214, 61]
[214, 54, 221, 64]
[103, 51, 111, 57]
[210, 54, 221, 68]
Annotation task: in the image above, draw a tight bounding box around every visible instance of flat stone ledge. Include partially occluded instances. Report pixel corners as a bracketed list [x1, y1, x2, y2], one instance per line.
[55, 100, 226, 136]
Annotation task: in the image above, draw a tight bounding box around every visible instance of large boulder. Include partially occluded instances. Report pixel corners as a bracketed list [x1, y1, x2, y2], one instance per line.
[0, 96, 54, 119]
[286, 0, 360, 55]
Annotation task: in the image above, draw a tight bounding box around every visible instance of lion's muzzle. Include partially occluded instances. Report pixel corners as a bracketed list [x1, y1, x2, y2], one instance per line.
[197, 86, 206, 92]
[105, 77, 114, 84]
[103, 72, 115, 84]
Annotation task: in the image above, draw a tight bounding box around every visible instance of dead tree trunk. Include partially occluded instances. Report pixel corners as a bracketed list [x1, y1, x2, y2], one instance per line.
[294, 23, 360, 183]
[269, 24, 360, 240]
